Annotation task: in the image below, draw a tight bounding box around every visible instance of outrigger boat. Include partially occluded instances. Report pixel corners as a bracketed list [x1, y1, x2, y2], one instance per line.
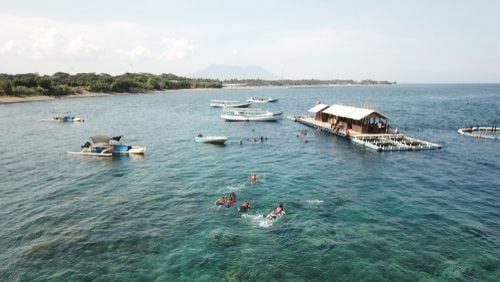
[67, 135, 146, 157]
[195, 134, 228, 144]
[41, 111, 84, 122]
[458, 126, 499, 140]
[221, 108, 283, 122]
[246, 97, 278, 103]
[210, 100, 251, 108]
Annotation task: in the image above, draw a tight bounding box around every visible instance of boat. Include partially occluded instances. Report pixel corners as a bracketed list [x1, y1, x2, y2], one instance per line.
[194, 135, 228, 144]
[210, 100, 251, 108]
[41, 111, 84, 122]
[458, 126, 499, 140]
[67, 135, 146, 157]
[246, 97, 278, 103]
[221, 108, 283, 122]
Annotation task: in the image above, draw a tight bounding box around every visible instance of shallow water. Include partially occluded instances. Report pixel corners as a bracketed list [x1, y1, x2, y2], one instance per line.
[1, 85, 499, 280]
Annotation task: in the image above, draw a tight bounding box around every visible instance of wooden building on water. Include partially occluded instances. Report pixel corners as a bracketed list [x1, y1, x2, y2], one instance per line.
[293, 102, 442, 152]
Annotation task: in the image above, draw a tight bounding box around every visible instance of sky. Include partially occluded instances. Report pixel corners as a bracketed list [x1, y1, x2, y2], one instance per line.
[0, 0, 499, 83]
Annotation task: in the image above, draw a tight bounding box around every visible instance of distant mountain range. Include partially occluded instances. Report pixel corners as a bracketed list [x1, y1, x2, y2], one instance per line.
[189, 64, 279, 80]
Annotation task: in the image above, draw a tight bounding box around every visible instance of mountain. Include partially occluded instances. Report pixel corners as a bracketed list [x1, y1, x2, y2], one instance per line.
[189, 64, 279, 80]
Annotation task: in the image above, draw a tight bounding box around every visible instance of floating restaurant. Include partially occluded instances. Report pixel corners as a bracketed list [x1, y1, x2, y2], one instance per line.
[293, 102, 442, 152]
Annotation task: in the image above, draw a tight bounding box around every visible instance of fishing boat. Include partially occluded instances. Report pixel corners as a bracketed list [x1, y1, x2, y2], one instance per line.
[221, 108, 283, 122]
[194, 135, 228, 144]
[209, 100, 251, 108]
[247, 97, 278, 103]
[41, 111, 84, 122]
[67, 135, 146, 157]
[458, 126, 499, 140]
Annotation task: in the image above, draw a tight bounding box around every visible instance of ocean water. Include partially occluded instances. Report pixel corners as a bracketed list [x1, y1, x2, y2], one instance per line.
[0, 85, 499, 281]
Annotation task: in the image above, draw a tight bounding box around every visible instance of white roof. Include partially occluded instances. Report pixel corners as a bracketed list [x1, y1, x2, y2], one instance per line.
[323, 104, 386, 120]
[308, 104, 329, 113]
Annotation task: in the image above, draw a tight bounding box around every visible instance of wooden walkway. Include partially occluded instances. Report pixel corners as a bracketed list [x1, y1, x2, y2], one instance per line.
[291, 116, 442, 152]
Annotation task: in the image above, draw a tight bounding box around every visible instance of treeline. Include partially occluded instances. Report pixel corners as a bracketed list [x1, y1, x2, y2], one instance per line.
[0, 72, 222, 97]
[223, 79, 396, 87]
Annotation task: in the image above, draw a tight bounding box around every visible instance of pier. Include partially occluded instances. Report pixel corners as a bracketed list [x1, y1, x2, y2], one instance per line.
[291, 103, 442, 152]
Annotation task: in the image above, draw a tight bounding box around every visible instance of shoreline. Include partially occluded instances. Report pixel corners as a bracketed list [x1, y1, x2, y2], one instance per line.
[0, 88, 218, 105]
[0, 84, 399, 105]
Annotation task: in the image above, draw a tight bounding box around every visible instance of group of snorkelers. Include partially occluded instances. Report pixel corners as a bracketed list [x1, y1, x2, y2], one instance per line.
[239, 136, 268, 145]
[214, 174, 285, 219]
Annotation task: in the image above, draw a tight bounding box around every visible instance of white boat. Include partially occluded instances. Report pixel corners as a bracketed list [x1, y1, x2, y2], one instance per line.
[41, 111, 84, 122]
[194, 135, 228, 144]
[247, 97, 278, 103]
[210, 100, 251, 108]
[67, 135, 146, 157]
[458, 126, 499, 140]
[221, 108, 283, 122]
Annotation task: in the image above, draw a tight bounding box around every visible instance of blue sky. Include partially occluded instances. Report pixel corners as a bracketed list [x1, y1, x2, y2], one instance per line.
[0, 0, 499, 82]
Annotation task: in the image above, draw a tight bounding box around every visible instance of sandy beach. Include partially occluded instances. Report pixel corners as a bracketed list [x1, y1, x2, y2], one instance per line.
[0, 88, 228, 105]
[0, 92, 112, 105]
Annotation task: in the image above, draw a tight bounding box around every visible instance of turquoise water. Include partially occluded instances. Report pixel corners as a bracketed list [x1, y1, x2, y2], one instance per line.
[0, 85, 499, 281]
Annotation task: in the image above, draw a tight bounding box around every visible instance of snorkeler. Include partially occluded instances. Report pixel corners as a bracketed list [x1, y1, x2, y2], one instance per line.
[215, 196, 226, 206]
[238, 200, 250, 212]
[266, 203, 284, 220]
[248, 174, 259, 183]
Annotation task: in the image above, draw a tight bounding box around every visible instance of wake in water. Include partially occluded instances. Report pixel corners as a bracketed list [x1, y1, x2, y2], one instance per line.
[242, 213, 275, 228]
[226, 183, 245, 191]
[299, 199, 324, 206]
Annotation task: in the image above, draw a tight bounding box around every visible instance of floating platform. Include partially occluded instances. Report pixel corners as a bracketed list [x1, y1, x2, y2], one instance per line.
[291, 116, 442, 152]
[458, 126, 499, 140]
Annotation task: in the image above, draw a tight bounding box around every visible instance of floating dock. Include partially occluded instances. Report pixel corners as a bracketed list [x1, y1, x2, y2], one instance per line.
[291, 116, 442, 152]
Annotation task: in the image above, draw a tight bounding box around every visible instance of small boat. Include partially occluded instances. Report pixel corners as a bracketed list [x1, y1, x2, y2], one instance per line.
[458, 126, 499, 140]
[67, 135, 146, 157]
[194, 135, 228, 144]
[221, 108, 283, 122]
[246, 97, 278, 103]
[210, 100, 251, 108]
[41, 111, 84, 122]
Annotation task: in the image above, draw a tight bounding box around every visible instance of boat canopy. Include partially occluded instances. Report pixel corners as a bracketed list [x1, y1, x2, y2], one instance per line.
[90, 135, 122, 144]
[308, 104, 329, 113]
[323, 104, 387, 121]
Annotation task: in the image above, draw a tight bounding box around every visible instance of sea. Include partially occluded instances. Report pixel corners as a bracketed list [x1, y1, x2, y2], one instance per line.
[0, 84, 499, 281]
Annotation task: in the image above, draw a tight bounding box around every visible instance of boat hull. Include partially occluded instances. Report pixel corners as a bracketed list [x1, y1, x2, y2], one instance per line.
[113, 145, 147, 154]
[221, 114, 280, 122]
[195, 136, 228, 144]
[458, 126, 499, 140]
[66, 151, 112, 157]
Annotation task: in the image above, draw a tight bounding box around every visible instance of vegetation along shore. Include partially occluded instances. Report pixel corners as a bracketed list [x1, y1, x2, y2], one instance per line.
[0, 72, 395, 104]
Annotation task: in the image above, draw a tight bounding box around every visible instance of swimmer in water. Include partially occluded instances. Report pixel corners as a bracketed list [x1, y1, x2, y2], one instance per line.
[248, 174, 258, 183]
[267, 203, 284, 219]
[239, 200, 250, 212]
[215, 196, 226, 206]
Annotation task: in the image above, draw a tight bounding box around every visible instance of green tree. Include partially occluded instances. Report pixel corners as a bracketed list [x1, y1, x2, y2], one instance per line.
[0, 79, 13, 96]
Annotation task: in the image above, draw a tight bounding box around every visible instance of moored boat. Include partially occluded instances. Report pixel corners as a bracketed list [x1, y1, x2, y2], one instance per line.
[210, 100, 251, 108]
[458, 126, 499, 140]
[194, 135, 228, 144]
[221, 108, 282, 122]
[41, 111, 84, 122]
[247, 97, 278, 103]
[67, 135, 146, 157]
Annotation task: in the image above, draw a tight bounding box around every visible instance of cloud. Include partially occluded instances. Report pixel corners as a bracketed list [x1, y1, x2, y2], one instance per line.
[27, 28, 101, 60]
[158, 37, 197, 61]
[0, 40, 26, 56]
[117, 46, 152, 60]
